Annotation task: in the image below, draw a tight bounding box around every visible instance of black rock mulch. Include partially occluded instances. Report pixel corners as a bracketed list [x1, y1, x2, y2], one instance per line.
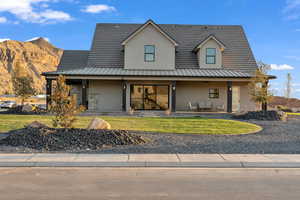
[232, 110, 287, 121]
[0, 127, 148, 151]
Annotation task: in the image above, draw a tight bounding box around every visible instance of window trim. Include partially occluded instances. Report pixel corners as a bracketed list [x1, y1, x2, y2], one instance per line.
[209, 88, 219, 99]
[206, 48, 216, 64]
[144, 45, 155, 62]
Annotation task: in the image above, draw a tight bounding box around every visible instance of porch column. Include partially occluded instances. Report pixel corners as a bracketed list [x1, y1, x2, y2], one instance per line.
[46, 78, 52, 110]
[171, 81, 176, 112]
[122, 81, 127, 111]
[82, 80, 88, 109]
[262, 80, 269, 111]
[227, 81, 232, 113]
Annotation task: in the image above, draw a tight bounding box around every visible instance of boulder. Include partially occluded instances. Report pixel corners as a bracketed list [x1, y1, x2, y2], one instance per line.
[26, 121, 48, 129]
[22, 104, 33, 112]
[87, 118, 111, 130]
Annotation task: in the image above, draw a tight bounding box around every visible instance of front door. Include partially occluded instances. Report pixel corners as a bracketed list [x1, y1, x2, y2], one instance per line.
[130, 85, 169, 110]
[232, 86, 240, 112]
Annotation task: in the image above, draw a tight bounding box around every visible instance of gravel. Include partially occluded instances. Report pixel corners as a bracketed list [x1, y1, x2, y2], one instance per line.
[0, 117, 300, 154]
[0, 127, 148, 152]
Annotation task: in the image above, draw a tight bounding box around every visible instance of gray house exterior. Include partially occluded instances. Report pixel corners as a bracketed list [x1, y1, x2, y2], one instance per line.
[43, 19, 265, 113]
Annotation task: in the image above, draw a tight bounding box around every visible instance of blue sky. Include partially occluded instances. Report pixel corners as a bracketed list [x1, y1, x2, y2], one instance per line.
[0, 0, 299, 98]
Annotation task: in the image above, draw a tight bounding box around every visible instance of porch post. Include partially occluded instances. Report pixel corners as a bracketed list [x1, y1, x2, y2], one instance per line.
[46, 78, 52, 110]
[262, 80, 269, 111]
[227, 81, 232, 113]
[171, 81, 176, 112]
[82, 80, 88, 109]
[122, 81, 127, 111]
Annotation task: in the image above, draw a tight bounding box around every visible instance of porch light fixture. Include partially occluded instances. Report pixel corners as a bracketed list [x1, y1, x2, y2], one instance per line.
[172, 85, 176, 90]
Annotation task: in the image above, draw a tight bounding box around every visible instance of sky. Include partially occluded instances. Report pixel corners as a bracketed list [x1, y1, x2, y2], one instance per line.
[0, 0, 299, 98]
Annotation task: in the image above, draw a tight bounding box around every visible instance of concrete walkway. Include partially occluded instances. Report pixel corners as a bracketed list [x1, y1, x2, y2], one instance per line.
[1, 154, 300, 168]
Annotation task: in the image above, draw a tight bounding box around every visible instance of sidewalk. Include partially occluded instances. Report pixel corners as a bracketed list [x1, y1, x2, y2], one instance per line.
[1, 154, 300, 168]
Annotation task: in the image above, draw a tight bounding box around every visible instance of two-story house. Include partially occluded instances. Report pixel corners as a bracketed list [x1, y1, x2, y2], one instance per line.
[43, 19, 272, 113]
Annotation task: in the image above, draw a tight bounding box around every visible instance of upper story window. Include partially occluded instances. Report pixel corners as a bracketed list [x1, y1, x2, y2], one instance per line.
[144, 45, 155, 62]
[206, 48, 216, 64]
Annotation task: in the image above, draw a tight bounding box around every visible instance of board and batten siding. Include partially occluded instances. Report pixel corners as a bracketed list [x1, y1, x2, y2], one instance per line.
[175, 81, 256, 112]
[124, 24, 176, 70]
[88, 80, 123, 112]
[197, 39, 222, 68]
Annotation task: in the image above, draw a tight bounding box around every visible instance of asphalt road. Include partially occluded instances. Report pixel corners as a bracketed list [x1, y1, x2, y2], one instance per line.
[0, 168, 300, 200]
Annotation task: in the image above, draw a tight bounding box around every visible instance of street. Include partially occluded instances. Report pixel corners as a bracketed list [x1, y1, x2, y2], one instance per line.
[0, 167, 300, 200]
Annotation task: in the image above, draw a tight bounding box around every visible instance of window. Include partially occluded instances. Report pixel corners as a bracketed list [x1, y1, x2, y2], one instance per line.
[144, 45, 155, 62]
[206, 48, 216, 64]
[209, 88, 219, 99]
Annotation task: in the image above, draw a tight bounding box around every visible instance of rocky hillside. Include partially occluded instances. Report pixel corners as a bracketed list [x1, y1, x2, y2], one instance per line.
[0, 38, 63, 94]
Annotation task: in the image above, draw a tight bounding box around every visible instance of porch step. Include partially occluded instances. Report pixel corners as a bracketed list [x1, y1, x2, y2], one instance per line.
[137, 111, 162, 117]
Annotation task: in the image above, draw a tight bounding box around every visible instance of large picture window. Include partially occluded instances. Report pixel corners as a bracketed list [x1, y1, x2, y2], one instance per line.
[209, 88, 219, 99]
[206, 48, 216, 64]
[130, 85, 169, 110]
[144, 45, 155, 62]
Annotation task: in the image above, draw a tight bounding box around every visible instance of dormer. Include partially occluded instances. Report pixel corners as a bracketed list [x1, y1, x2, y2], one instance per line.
[122, 20, 178, 70]
[193, 35, 226, 69]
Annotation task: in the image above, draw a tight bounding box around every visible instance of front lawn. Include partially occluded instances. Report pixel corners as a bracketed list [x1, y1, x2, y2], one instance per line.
[0, 114, 261, 135]
[287, 112, 300, 116]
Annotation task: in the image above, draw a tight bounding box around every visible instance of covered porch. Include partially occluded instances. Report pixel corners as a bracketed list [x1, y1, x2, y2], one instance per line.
[45, 76, 255, 113]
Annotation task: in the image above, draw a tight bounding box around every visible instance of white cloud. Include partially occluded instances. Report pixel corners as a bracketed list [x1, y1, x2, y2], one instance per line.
[270, 64, 295, 70]
[0, 38, 10, 42]
[0, 17, 7, 23]
[296, 29, 300, 32]
[81, 4, 116, 14]
[26, 37, 50, 42]
[283, 0, 300, 20]
[0, 0, 72, 24]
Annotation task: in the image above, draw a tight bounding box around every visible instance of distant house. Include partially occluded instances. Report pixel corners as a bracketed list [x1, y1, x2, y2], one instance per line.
[42, 19, 274, 113]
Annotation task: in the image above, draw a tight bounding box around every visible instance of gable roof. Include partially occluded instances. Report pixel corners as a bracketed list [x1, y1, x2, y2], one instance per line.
[121, 19, 178, 46]
[193, 34, 226, 52]
[86, 22, 257, 72]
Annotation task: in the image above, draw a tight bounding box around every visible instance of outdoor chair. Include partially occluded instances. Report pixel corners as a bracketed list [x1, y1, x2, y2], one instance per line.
[188, 102, 198, 111]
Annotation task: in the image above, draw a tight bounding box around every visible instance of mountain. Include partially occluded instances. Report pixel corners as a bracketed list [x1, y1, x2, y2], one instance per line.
[0, 37, 63, 94]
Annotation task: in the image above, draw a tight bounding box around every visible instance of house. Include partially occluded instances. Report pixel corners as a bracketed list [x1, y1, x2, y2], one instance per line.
[42, 19, 274, 113]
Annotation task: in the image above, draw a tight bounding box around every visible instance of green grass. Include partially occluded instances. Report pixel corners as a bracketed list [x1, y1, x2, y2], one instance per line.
[287, 112, 300, 116]
[0, 114, 261, 135]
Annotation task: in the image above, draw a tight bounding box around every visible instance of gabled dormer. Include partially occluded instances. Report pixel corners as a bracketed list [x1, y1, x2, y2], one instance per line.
[122, 19, 178, 70]
[193, 34, 226, 69]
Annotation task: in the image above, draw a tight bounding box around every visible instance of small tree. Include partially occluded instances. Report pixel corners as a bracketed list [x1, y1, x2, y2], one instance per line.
[249, 69, 272, 111]
[49, 75, 85, 128]
[12, 66, 36, 106]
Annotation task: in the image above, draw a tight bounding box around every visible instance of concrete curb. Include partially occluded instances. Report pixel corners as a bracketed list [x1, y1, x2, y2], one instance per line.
[1, 154, 300, 168]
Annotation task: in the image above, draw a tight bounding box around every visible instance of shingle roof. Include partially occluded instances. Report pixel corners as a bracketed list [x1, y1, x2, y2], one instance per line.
[52, 22, 259, 79]
[86, 23, 257, 72]
[57, 50, 89, 71]
[44, 68, 252, 78]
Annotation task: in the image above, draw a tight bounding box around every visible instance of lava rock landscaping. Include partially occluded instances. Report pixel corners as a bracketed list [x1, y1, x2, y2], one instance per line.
[0, 126, 148, 152]
[233, 110, 287, 121]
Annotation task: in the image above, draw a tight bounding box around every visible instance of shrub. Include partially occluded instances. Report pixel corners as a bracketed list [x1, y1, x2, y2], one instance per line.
[49, 75, 85, 128]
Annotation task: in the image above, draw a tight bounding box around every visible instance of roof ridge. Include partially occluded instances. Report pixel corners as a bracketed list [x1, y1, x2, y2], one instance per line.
[96, 23, 242, 27]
